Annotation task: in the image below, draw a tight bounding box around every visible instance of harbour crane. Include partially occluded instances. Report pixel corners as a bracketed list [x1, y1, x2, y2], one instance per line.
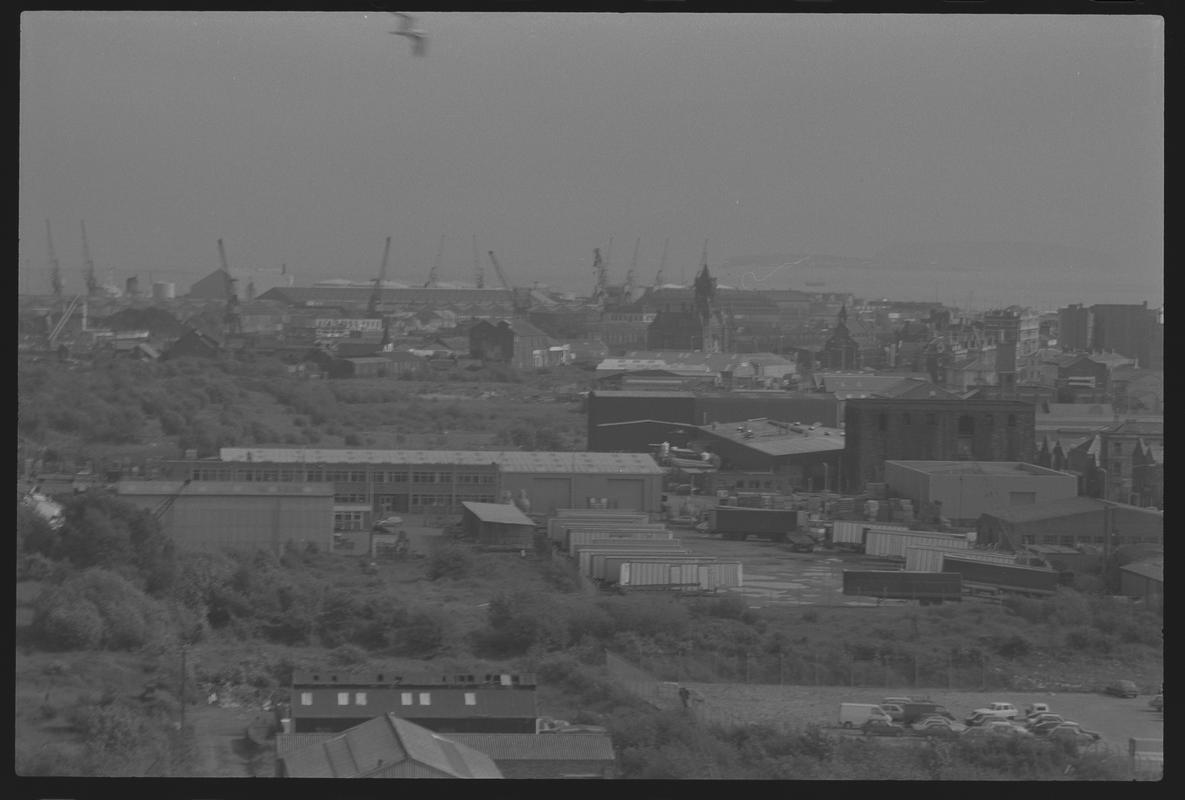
[655, 237, 670, 287]
[472, 235, 484, 288]
[368, 236, 392, 318]
[217, 239, 242, 335]
[487, 250, 530, 315]
[46, 220, 63, 298]
[80, 221, 99, 297]
[426, 233, 445, 288]
[47, 294, 83, 348]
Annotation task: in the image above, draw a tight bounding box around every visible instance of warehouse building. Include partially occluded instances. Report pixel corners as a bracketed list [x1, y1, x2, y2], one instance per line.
[162, 447, 663, 517]
[690, 419, 845, 491]
[883, 461, 1079, 525]
[115, 480, 334, 552]
[975, 497, 1163, 551]
[843, 398, 1036, 491]
[460, 501, 536, 550]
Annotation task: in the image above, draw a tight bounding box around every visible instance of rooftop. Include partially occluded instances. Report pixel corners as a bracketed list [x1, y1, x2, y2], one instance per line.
[116, 480, 333, 497]
[216, 448, 664, 475]
[461, 502, 536, 526]
[447, 733, 616, 762]
[697, 419, 845, 458]
[278, 714, 502, 779]
[981, 496, 1165, 524]
[1118, 559, 1163, 583]
[884, 461, 1073, 478]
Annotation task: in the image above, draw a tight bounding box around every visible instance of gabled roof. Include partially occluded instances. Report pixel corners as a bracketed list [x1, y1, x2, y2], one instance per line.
[447, 733, 616, 761]
[461, 502, 535, 526]
[279, 714, 502, 778]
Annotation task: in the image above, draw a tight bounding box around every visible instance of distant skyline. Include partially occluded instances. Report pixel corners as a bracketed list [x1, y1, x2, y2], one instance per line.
[20, 12, 1163, 308]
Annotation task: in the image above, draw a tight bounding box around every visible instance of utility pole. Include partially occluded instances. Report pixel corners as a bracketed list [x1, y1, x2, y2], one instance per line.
[655, 237, 669, 287]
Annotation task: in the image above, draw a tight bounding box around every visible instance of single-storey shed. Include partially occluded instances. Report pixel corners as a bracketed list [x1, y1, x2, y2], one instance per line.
[460, 501, 536, 549]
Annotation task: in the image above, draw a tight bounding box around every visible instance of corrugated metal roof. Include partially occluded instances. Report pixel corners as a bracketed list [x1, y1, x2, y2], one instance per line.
[217, 447, 663, 474]
[449, 733, 616, 761]
[116, 480, 333, 496]
[698, 421, 845, 457]
[462, 502, 535, 526]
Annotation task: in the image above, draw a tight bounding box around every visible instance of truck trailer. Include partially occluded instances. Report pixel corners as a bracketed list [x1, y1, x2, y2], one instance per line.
[842, 570, 963, 603]
[940, 555, 1062, 595]
[707, 506, 797, 542]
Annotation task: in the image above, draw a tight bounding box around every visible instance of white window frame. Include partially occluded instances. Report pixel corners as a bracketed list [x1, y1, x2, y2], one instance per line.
[401, 692, 413, 705]
[464, 692, 476, 706]
[300, 692, 313, 706]
[355, 692, 367, 706]
[337, 692, 349, 706]
[419, 692, 431, 706]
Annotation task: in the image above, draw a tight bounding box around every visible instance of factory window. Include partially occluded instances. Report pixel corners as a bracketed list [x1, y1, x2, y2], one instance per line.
[1059, 536, 1075, 547]
[1021, 536, 1035, 545]
[334, 493, 366, 504]
[350, 471, 367, 483]
[401, 693, 413, 705]
[464, 693, 476, 706]
[259, 470, 278, 482]
[1042, 536, 1058, 544]
[300, 693, 312, 706]
[413, 472, 437, 484]
[419, 693, 431, 706]
[1112, 441, 1123, 455]
[337, 693, 349, 706]
[371, 471, 386, 483]
[957, 415, 975, 436]
[388, 472, 408, 483]
[355, 693, 367, 706]
[305, 469, 324, 482]
[1007, 414, 1017, 428]
[327, 471, 351, 482]
[903, 414, 911, 426]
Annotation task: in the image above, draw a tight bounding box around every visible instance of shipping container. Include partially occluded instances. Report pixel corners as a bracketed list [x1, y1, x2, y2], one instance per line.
[708, 507, 798, 542]
[546, 515, 650, 541]
[697, 561, 743, 590]
[619, 561, 702, 588]
[550, 519, 666, 545]
[597, 555, 715, 582]
[940, 555, 1060, 595]
[904, 546, 1017, 572]
[842, 570, 963, 602]
[567, 530, 678, 556]
[575, 543, 688, 575]
[565, 529, 673, 553]
[864, 530, 969, 559]
[830, 520, 867, 546]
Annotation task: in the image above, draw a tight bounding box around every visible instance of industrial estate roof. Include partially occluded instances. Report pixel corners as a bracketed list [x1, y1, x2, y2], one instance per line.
[218, 448, 664, 474]
[461, 502, 536, 527]
[883, 461, 1073, 478]
[278, 714, 502, 779]
[980, 497, 1164, 524]
[697, 420, 845, 457]
[447, 733, 616, 761]
[116, 480, 333, 496]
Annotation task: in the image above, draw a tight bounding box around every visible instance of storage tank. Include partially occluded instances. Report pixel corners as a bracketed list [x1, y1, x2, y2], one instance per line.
[152, 281, 176, 300]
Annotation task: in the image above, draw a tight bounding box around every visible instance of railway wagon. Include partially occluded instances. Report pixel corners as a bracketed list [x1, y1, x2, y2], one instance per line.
[697, 561, 743, 590]
[864, 529, 969, 560]
[842, 570, 963, 603]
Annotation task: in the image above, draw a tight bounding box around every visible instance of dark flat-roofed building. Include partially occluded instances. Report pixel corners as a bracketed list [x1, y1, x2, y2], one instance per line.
[843, 398, 1036, 491]
[689, 419, 844, 490]
[288, 671, 539, 735]
[975, 497, 1163, 552]
[882, 460, 1078, 525]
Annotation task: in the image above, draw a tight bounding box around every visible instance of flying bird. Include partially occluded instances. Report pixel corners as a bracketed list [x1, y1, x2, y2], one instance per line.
[389, 12, 427, 56]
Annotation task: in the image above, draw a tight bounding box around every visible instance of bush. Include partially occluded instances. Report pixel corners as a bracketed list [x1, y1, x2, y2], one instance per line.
[426, 541, 473, 581]
[33, 593, 105, 649]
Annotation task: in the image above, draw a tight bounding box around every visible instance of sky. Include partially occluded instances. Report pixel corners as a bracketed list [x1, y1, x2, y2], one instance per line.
[19, 11, 1163, 308]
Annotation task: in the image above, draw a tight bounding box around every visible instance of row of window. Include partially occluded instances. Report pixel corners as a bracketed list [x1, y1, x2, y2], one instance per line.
[297, 691, 480, 707]
[877, 413, 1020, 432]
[1019, 535, 1161, 546]
[191, 469, 498, 485]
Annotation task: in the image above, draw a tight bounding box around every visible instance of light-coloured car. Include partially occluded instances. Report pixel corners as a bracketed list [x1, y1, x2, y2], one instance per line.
[965, 702, 1018, 724]
[1031, 719, 1084, 736]
[1149, 694, 1163, 712]
[978, 719, 1031, 736]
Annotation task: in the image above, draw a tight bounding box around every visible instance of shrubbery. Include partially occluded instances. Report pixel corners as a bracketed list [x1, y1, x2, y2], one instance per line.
[32, 568, 173, 651]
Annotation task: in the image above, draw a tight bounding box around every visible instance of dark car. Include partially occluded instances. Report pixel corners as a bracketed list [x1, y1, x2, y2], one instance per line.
[862, 719, 905, 737]
[1104, 680, 1139, 698]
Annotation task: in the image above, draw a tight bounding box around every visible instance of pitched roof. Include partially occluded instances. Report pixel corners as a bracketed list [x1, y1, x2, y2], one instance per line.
[1119, 559, 1163, 583]
[279, 714, 502, 778]
[448, 733, 616, 761]
[461, 502, 536, 526]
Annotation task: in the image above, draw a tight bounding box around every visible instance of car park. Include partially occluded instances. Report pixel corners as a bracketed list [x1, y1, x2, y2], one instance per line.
[1023, 713, 1066, 730]
[1104, 680, 1139, 698]
[966, 702, 1019, 724]
[862, 719, 906, 737]
[1030, 719, 1086, 737]
[912, 717, 966, 737]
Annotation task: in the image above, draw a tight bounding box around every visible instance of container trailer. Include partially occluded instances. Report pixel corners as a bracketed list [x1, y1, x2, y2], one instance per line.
[707, 507, 798, 542]
[863, 529, 969, 559]
[904, 546, 1017, 572]
[940, 555, 1061, 595]
[842, 570, 963, 603]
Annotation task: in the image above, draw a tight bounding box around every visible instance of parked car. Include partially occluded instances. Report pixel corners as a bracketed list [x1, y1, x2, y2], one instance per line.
[862, 719, 906, 737]
[1044, 724, 1102, 745]
[1105, 680, 1139, 698]
[882, 696, 915, 706]
[966, 702, 1019, 724]
[879, 703, 906, 722]
[1149, 694, 1164, 712]
[979, 719, 1031, 736]
[914, 716, 966, 732]
[912, 717, 966, 737]
[839, 703, 894, 729]
[1031, 719, 1085, 737]
[1023, 702, 1052, 717]
[1023, 713, 1066, 730]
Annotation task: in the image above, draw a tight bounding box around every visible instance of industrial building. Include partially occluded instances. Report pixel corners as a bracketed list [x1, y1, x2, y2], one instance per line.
[842, 398, 1036, 491]
[882, 461, 1079, 525]
[975, 497, 1163, 551]
[161, 447, 664, 517]
[586, 389, 839, 452]
[460, 501, 537, 549]
[1118, 558, 1163, 614]
[115, 480, 334, 552]
[286, 671, 539, 734]
[690, 419, 845, 490]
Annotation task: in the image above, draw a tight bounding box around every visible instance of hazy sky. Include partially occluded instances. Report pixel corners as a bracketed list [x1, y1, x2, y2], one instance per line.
[20, 12, 1163, 306]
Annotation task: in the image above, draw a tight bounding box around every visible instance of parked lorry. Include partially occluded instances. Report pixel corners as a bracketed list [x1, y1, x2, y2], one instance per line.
[707, 506, 797, 542]
[842, 570, 962, 603]
[941, 555, 1061, 596]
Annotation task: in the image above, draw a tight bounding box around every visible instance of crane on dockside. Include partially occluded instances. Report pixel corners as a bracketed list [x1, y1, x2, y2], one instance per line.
[46, 220, 63, 299]
[487, 250, 530, 315]
[368, 236, 392, 318]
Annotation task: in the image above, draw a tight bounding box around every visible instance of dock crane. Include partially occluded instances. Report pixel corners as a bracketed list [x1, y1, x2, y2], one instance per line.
[368, 236, 392, 317]
[426, 234, 445, 287]
[47, 294, 83, 348]
[655, 237, 670, 287]
[472, 235, 484, 288]
[217, 239, 242, 335]
[487, 250, 530, 315]
[46, 220, 63, 298]
[80, 221, 100, 297]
